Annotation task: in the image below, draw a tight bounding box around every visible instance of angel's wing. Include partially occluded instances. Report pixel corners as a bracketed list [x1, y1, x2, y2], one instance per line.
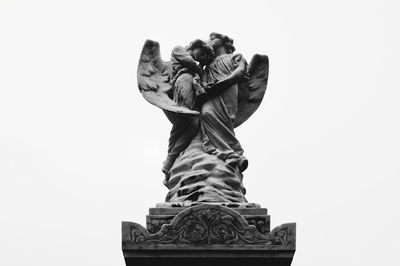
[137, 40, 200, 117]
[234, 54, 269, 128]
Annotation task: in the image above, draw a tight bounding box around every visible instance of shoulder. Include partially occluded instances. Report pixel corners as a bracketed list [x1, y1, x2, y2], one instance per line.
[172, 45, 186, 54]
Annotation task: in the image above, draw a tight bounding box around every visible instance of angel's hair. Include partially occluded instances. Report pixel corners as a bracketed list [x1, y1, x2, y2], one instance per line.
[187, 39, 215, 65]
[209, 32, 235, 54]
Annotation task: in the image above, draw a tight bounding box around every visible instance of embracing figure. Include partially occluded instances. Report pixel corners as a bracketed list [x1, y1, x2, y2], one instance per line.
[201, 33, 249, 173]
[163, 39, 214, 175]
[137, 32, 269, 203]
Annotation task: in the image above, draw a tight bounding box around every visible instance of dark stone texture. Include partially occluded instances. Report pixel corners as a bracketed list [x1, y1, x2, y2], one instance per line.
[123, 251, 295, 266]
[122, 204, 295, 266]
[138, 34, 269, 203]
[127, 33, 296, 265]
[146, 202, 270, 235]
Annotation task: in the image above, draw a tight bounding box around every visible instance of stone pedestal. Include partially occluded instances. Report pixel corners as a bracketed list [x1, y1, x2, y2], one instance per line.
[122, 203, 296, 266]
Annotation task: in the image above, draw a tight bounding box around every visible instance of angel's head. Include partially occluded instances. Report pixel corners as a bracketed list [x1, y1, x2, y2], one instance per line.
[186, 39, 215, 66]
[209, 32, 235, 55]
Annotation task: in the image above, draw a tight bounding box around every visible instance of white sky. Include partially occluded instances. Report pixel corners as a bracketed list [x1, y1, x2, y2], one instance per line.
[0, 0, 399, 265]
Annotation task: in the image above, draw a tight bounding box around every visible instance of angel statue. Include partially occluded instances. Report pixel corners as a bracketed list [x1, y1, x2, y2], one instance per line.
[137, 32, 269, 204]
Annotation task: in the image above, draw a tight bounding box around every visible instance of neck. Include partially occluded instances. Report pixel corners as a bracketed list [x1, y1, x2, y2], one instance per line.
[215, 47, 227, 57]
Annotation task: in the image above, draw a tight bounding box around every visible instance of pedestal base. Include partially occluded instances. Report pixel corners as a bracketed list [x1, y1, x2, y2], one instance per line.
[122, 203, 296, 266]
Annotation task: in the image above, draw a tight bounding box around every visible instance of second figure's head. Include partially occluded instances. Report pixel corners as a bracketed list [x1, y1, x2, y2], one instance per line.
[208, 32, 235, 54]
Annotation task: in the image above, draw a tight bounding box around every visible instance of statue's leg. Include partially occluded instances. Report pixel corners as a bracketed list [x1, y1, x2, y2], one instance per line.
[200, 97, 248, 172]
[163, 115, 199, 175]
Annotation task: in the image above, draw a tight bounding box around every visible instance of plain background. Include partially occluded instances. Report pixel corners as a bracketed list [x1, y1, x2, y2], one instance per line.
[1, 0, 399, 265]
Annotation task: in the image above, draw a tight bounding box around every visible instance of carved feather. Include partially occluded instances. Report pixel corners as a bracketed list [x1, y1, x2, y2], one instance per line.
[137, 40, 200, 116]
[235, 54, 269, 127]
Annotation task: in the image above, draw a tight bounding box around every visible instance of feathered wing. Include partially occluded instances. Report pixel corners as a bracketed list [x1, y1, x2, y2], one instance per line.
[137, 40, 200, 118]
[234, 54, 269, 128]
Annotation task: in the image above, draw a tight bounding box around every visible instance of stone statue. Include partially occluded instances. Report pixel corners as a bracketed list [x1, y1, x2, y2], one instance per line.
[123, 33, 296, 266]
[137, 32, 269, 203]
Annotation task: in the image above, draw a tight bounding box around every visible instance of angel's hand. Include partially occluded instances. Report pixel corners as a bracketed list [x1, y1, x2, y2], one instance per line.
[193, 77, 208, 97]
[204, 82, 216, 91]
[193, 74, 201, 84]
[193, 80, 208, 107]
[195, 87, 207, 98]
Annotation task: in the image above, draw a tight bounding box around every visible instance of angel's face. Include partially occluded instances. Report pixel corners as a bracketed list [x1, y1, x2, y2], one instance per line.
[209, 37, 223, 49]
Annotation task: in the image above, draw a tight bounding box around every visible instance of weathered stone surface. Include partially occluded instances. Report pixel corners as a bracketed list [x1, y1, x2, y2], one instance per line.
[147, 202, 270, 235]
[125, 33, 296, 265]
[155, 201, 261, 208]
[165, 134, 248, 203]
[138, 33, 269, 203]
[122, 204, 295, 266]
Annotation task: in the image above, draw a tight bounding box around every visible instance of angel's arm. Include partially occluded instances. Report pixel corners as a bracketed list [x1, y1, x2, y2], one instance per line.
[205, 55, 247, 96]
[172, 46, 202, 76]
[224, 55, 247, 83]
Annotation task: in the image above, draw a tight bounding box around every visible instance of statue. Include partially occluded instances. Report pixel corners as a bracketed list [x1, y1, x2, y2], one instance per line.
[137, 32, 269, 203]
[122, 32, 296, 266]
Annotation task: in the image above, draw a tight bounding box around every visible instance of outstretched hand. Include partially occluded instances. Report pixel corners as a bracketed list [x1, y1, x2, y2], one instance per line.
[193, 77, 208, 106]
